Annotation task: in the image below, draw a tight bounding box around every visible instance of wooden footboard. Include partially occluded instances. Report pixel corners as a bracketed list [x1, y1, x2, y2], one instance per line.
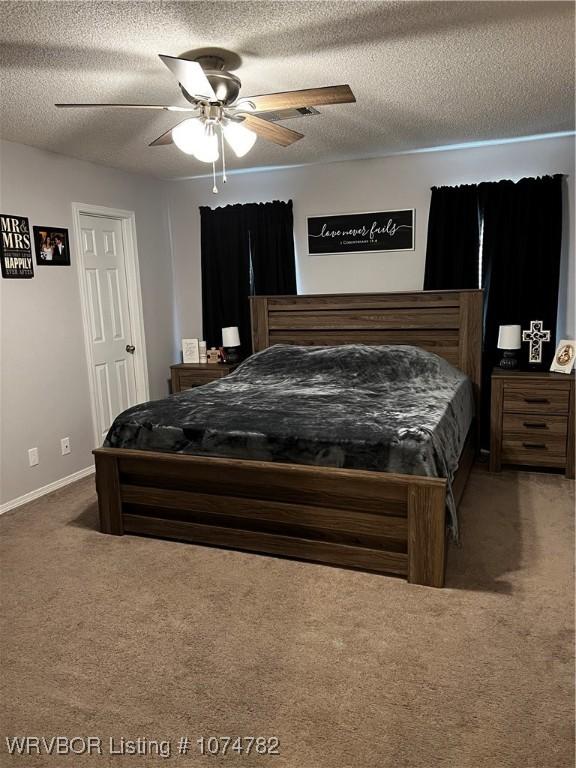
[94, 447, 452, 587]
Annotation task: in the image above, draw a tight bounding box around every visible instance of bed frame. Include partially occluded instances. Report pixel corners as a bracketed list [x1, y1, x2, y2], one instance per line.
[94, 289, 482, 587]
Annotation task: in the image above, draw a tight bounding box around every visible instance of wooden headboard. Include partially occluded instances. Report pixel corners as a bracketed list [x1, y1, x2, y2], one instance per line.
[250, 289, 483, 397]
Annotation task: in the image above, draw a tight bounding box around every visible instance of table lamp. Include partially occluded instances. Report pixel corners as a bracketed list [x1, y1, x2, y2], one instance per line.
[497, 325, 521, 369]
[222, 326, 241, 364]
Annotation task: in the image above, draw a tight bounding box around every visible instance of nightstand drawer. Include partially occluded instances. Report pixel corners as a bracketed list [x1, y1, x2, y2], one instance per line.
[178, 370, 227, 390]
[171, 363, 239, 393]
[502, 413, 568, 440]
[502, 437, 566, 466]
[503, 383, 570, 414]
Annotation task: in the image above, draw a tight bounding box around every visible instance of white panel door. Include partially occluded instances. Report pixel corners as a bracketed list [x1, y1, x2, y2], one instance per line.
[79, 213, 138, 442]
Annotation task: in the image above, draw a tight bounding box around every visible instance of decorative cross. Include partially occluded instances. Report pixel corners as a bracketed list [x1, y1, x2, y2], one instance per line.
[522, 320, 551, 364]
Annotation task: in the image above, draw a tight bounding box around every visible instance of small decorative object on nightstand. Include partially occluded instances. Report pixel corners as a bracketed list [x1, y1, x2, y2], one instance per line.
[522, 320, 551, 365]
[206, 347, 221, 364]
[170, 362, 239, 393]
[550, 339, 576, 374]
[181, 338, 200, 363]
[490, 369, 574, 478]
[497, 325, 521, 369]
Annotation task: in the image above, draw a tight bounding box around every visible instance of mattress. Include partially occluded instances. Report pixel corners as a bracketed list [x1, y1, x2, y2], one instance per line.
[105, 344, 474, 535]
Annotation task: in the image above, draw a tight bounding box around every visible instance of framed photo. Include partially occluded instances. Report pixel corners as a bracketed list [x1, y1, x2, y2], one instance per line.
[550, 339, 575, 374]
[182, 338, 200, 364]
[33, 226, 70, 266]
[307, 209, 415, 255]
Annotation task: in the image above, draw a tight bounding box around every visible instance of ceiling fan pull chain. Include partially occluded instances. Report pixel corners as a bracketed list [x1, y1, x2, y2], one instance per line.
[220, 126, 227, 183]
[212, 161, 218, 194]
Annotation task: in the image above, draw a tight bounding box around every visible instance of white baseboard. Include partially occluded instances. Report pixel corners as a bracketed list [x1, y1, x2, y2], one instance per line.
[0, 465, 95, 515]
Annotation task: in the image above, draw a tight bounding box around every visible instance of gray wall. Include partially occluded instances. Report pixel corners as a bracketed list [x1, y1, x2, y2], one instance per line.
[1, 134, 574, 506]
[167, 135, 574, 345]
[0, 140, 175, 505]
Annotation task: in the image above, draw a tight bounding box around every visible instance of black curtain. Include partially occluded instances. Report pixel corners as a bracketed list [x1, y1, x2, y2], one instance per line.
[478, 174, 563, 443]
[423, 175, 564, 447]
[200, 204, 252, 356]
[423, 184, 480, 290]
[480, 174, 563, 371]
[200, 200, 296, 356]
[249, 200, 297, 295]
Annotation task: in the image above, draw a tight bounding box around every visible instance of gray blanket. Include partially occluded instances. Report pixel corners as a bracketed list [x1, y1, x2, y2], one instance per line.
[105, 344, 474, 535]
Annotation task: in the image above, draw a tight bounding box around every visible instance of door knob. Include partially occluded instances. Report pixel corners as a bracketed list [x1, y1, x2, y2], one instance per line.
[126, 344, 135, 354]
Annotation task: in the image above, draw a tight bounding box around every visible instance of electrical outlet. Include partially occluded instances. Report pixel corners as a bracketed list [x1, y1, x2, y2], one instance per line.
[28, 447, 39, 467]
[61, 437, 71, 456]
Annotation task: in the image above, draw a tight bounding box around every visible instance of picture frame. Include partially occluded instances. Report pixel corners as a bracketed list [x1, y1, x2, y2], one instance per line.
[550, 339, 576, 374]
[33, 226, 71, 266]
[307, 209, 415, 255]
[182, 338, 200, 364]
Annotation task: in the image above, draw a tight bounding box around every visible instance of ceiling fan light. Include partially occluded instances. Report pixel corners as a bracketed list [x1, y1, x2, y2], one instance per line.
[172, 118, 219, 162]
[224, 121, 257, 157]
[172, 118, 205, 154]
[192, 130, 219, 163]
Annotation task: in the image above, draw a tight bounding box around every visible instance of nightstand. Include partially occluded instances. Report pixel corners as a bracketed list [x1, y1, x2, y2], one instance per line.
[490, 369, 575, 478]
[170, 363, 239, 393]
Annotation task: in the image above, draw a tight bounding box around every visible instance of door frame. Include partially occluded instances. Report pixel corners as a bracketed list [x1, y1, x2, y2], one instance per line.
[72, 203, 150, 448]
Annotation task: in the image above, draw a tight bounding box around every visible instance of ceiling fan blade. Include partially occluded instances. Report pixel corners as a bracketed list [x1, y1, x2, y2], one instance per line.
[55, 103, 196, 111]
[236, 85, 355, 113]
[149, 125, 178, 146]
[239, 114, 303, 147]
[159, 55, 216, 101]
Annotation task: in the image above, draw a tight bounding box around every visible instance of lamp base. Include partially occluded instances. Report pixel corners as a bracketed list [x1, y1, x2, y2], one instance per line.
[499, 350, 518, 370]
[223, 346, 241, 364]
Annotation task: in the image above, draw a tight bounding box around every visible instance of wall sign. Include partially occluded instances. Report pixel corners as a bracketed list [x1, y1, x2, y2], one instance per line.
[307, 209, 415, 255]
[1, 214, 34, 278]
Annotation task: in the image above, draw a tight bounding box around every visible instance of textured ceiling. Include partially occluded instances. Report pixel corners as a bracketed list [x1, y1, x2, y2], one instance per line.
[0, 1, 574, 179]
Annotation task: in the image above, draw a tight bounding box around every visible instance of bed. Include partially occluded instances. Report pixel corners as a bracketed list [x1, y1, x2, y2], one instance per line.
[94, 289, 482, 587]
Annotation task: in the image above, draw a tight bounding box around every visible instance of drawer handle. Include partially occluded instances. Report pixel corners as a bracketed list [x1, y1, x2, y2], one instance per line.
[522, 421, 547, 429]
[522, 442, 546, 450]
[523, 397, 549, 404]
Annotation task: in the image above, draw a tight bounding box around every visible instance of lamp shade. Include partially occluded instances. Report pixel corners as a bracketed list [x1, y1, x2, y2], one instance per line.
[192, 129, 219, 163]
[172, 118, 205, 155]
[497, 324, 521, 350]
[224, 121, 257, 158]
[222, 326, 240, 347]
[172, 119, 219, 162]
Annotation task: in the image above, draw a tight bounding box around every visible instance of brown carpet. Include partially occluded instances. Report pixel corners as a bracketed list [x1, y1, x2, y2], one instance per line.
[0, 466, 574, 768]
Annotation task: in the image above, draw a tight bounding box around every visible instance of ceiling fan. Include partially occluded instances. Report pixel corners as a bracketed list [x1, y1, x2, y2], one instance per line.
[56, 52, 356, 191]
